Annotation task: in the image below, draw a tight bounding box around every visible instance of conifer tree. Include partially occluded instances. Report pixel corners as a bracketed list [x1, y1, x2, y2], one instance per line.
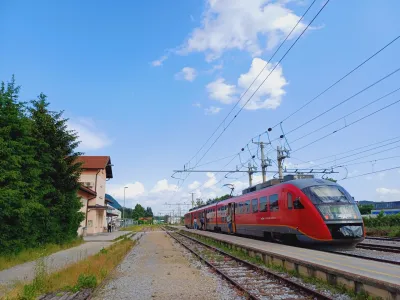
[29, 94, 84, 243]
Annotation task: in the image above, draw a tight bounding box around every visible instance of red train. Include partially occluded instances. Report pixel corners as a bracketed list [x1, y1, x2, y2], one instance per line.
[184, 178, 365, 247]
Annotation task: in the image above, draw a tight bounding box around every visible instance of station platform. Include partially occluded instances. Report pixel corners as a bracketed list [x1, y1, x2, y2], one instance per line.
[176, 227, 400, 298]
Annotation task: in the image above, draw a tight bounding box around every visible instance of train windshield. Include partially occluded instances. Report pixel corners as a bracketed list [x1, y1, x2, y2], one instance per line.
[302, 185, 361, 220]
[302, 185, 354, 204]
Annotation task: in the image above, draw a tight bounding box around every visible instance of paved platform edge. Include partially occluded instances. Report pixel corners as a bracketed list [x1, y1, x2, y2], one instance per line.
[179, 228, 400, 300]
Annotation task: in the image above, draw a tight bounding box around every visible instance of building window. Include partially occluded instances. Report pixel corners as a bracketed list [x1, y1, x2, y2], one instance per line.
[252, 199, 258, 213]
[270, 194, 279, 211]
[259, 196, 268, 212]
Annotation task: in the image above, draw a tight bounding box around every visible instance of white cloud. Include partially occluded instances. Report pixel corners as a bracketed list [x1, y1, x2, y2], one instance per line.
[175, 67, 198, 82]
[151, 55, 168, 67]
[206, 57, 287, 110]
[206, 78, 236, 104]
[193, 102, 202, 108]
[178, 0, 308, 61]
[376, 188, 400, 195]
[204, 172, 217, 188]
[151, 179, 179, 193]
[67, 118, 111, 151]
[204, 106, 222, 115]
[189, 181, 201, 190]
[238, 58, 287, 109]
[106, 182, 145, 200]
[206, 62, 224, 74]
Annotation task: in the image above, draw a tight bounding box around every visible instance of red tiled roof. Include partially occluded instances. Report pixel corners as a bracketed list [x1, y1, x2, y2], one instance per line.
[76, 156, 113, 179]
[76, 156, 110, 169]
[79, 185, 97, 196]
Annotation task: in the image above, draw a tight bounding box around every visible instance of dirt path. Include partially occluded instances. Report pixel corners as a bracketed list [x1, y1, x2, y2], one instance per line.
[93, 231, 220, 300]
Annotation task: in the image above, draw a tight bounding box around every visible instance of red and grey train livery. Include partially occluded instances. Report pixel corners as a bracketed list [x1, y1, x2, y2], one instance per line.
[184, 178, 365, 247]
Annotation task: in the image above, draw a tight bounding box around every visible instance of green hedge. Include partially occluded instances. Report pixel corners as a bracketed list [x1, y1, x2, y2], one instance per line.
[363, 212, 400, 227]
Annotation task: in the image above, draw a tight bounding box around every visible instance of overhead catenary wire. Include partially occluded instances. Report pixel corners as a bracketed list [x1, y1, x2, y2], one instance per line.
[331, 145, 400, 167]
[176, 1, 329, 189]
[271, 35, 400, 129]
[337, 155, 400, 167]
[241, 35, 400, 147]
[291, 97, 400, 153]
[289, 86, 400, 144]
[291, 135, 400, 165]
[182, 0, 318, 169]
[343, 166, 400, 180]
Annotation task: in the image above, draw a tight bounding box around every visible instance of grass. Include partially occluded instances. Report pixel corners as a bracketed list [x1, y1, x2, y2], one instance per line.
[0, 238, 84, 271]
[4, 237, 135, 300]
[122, 224, 160, 232]
[365, 226, 400, 237]
[182, 230, 379, 300]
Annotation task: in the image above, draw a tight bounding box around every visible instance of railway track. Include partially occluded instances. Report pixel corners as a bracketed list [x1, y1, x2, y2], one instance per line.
[171, 226, 400, 266]
[164, 228, 332, 300]
[365, 236, 400, 242]
[356, 243, 400, 253]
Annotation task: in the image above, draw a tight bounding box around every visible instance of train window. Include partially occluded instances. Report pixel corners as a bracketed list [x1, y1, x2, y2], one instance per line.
[245, 200, 251, 213]
[294, 197, 305, 209]
[288, 193, 293, 210]
[239, 202, 244, 214]
[269, 194, 279, 211]
[259, 196, 267, 212]
[252, 199, 258, 213]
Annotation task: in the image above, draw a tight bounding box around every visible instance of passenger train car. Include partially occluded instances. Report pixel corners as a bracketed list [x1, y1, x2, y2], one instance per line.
[184, 178, 365, 247]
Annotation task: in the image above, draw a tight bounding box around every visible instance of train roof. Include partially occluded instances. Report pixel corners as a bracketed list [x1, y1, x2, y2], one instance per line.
[286, 178, 338, 189]
[186, 178, 340, 214]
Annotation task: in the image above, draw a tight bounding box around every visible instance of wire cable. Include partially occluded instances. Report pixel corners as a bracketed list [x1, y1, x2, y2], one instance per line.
[292, 97, 400, 153]
[270, 35, 400, 129]
[285, 67, 400, 136]
[183, 0, 318, 169]
[289, 86, 400, 144]
[343, 166, 400, 180]
[177, 1, 329, 188]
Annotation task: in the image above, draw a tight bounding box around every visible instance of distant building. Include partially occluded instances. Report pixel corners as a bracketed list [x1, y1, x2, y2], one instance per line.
[105, 194, 122, 228]
[76, 156, 113, 235]
[358, 200, 400, 215]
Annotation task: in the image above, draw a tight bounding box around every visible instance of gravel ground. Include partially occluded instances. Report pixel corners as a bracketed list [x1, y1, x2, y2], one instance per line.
[93, 231, 225, 300]
[170, 237, 244, 300]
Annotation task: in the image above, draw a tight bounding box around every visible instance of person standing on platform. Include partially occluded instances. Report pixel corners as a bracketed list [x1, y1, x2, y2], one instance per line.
[200, 215, 205, 230]
[193, 217, 198, 229]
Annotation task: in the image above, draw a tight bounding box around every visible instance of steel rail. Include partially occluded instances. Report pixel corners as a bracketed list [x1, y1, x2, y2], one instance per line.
[164, 227, 332, 300]
[163, 228, 261, 299]
[356, 244, 400, 254]
[365, 236, 400, 242]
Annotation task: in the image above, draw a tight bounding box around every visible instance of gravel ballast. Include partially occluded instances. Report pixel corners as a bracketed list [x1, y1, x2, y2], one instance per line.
[93, 231, 223, 300]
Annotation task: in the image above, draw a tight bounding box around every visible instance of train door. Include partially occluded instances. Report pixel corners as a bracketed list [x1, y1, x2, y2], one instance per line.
[227, 202, 236, 234]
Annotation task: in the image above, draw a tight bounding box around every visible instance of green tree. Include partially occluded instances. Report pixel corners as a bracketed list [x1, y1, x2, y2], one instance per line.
[0, 77, 43, 253]
[132, 204, 146, 220]
[29, 94, 84, 243]
[358, 204, 374, 215]
[145, 207, 153, 217]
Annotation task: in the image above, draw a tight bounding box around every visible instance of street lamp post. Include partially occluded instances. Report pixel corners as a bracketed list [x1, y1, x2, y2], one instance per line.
[123, 186, 128, 227]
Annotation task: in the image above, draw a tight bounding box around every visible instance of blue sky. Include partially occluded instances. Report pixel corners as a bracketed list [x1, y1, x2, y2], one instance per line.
[1, 0, 400, 215]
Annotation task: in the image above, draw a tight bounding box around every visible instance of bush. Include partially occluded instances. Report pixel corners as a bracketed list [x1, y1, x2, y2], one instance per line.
[363, 212, 400, 227]
[74, 274, 97, 290]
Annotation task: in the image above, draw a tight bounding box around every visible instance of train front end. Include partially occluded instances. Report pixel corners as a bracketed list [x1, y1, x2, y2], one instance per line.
[301, 180, 364, 247]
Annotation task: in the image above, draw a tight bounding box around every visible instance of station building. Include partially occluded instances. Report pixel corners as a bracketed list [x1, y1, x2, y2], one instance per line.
[76, 156, 113, 235]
